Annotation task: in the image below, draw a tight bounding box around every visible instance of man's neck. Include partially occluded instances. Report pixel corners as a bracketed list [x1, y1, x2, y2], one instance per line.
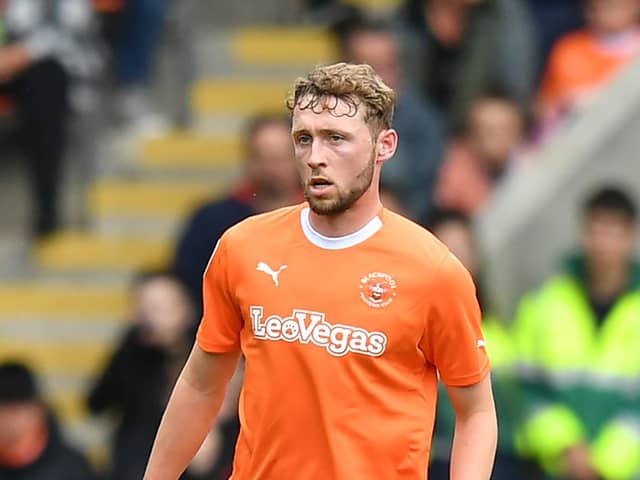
[586, 262, 630, 302]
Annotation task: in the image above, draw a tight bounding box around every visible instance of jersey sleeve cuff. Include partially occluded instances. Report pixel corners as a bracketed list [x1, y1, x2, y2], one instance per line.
[440, 358, 491, 387]
[196, 334, 241, 353]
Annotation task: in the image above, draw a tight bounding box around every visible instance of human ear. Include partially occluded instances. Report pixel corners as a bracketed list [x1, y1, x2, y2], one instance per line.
[376, 128, 398, 164]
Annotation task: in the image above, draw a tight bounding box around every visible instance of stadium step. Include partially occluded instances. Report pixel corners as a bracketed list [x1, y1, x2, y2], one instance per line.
[0, 340, 114, 377]
[341, 0, 403, 13]
[191, 78, 292, 116]
[0, 283, 127, 319]
[35, 232, 171, 272]
[89, 179, 224, 219]
[136, 131, 243, 170]
[230, 27, 336, 67]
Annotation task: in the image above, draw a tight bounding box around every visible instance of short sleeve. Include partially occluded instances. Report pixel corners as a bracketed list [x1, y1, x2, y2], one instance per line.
[420, 252, 490, 386]
[196, 231, 243, 352]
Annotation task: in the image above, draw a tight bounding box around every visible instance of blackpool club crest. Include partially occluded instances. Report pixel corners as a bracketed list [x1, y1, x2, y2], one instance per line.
[359, 272, 397, 308]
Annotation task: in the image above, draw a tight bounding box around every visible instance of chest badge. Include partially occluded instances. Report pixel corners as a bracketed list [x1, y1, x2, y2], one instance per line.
[359, 272, 397, 308]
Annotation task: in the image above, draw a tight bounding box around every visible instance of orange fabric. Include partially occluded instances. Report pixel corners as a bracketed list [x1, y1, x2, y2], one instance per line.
[197, 203, 489, 480]
[539, 29, 640, 114]
[435, 141, 492, 215]
[0, 95, 14, 117]
[93, 0, 123, 13]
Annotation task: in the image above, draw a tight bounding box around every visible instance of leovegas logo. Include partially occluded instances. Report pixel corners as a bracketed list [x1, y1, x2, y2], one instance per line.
[250, 306, 387, 357]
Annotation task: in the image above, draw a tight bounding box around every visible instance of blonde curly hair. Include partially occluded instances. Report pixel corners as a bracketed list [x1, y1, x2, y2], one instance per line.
[286, 62, 396, 133]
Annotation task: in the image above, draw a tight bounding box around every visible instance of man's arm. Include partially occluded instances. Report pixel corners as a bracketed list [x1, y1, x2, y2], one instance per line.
[446, 374, 497, 480]
[144, 345, 240, 480]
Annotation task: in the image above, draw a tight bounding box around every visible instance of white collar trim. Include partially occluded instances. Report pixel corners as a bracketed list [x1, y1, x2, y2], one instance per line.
[300, 207, 382, 250]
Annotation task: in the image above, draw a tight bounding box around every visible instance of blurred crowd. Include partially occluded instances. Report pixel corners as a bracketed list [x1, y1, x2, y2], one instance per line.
[0, 0, 171, 237]
[1, 0, 640, 479]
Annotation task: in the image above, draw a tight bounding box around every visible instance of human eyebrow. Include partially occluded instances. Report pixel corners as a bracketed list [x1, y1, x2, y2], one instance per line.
[291, 128, 310, 138]
[319, 128, 350, 138]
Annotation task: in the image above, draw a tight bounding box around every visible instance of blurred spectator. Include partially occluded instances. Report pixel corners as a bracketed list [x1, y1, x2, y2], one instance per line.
[0, 0, 100, 237]
[513, 186, 640, 479]
[87, 270, 194, 480]
[173, 114, 301, 313]
[301, 0, 359, 23]
[524, 0, 584, 80]
[434, 89, 526, 215]
[401, 0, 538, 131]
[336, 16, 445, 220]
[380, 182, 407, 216]
[93, 0, 124, 48]
[424, 209, 539, 480]
[537, 0, 640, 133]
[102, 0, 171, 133]
[0, 362, 96, 479]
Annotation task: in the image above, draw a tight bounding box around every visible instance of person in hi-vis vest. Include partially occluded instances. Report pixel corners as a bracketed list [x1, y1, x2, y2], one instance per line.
[513, 186, 640, 480]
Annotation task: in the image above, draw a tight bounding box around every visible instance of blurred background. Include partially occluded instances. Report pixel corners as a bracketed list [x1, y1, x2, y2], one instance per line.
[0, 0, 639, 479]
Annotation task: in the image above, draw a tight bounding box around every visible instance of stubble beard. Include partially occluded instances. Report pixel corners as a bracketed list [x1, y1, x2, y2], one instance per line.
[305, 150, 376, 216]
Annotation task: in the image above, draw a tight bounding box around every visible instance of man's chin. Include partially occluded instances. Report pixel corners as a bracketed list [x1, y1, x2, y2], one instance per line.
[307, 198, 352, 216]
[307, 196, 336, 216]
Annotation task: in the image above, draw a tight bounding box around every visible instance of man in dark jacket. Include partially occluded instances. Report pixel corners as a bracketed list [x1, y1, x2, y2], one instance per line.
[335, 16, 445, 220]
[0, 362, 96, 480]
[0, 0, 100, 237]
[173, 114, 301, 315]
[87, 270, 195, 480]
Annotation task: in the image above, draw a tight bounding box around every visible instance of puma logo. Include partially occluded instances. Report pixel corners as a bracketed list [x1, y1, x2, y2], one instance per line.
[256, 262, 287, 287]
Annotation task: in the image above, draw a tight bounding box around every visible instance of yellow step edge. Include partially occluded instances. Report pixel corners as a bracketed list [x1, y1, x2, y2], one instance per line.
[35, 232, 171, 271]
[87, 445, 111, 473]
[0, 285, 128, 317]
[232, 27, 337, 66]
[137, 132, 243, 168]
[0, 341, 114, 376]
[191, 79, 291, 115]
[341, 0, 403, 10]
[48, 391, 90, 424]
[89, 180, 224, 218]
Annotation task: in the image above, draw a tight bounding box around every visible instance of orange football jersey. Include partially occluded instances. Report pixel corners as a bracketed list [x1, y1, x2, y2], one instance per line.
[197, 203, 489, 479]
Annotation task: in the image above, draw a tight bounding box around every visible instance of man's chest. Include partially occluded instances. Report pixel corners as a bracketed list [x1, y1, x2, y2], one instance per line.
[231, 249, 426, 360]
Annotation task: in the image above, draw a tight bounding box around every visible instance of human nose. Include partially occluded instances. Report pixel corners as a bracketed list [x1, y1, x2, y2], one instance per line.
[306, 140, 327, 169]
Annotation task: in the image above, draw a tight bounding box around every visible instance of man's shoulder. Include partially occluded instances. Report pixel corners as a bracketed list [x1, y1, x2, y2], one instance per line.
[381, 209, 450, 265]
[224, 203, 303, 245]
[551, 29, 595, 58]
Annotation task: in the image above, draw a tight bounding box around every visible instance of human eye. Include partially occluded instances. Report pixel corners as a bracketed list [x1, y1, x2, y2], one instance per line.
[296, 134, 312, 146]
[329, 133, 344, 143]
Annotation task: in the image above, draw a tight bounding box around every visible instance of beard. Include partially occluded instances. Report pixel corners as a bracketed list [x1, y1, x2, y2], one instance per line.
[304, 150, 376, 216]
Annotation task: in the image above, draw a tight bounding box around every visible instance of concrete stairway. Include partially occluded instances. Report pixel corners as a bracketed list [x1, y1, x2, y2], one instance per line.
[0, 24, 337, 465]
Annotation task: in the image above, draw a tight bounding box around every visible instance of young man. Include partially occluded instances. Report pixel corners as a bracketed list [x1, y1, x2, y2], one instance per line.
[0, 362, 97, 479]
[513, 186, 640, 479]
[537, 0, 640, 127]
[144, 62, 497, 480]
